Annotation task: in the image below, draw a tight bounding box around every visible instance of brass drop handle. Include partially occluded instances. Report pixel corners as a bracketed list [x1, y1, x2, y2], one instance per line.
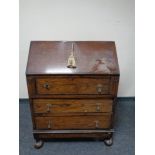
[96, 84, 103, 94]
[46, 104, 52, 112]
[43, 83, 50, 89]
[95, 120, 99, 128]
[96, 103, 101, 112]
[48, 120, 51, 129]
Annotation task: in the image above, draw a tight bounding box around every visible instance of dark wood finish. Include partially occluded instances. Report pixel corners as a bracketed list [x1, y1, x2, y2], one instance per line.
[33, 129, 113, 140]
[26, 41, 120, 148]
[27, 75, 118, 98]
[36, 133, 112, 139]
[34, 114, 112, 130]
[33, 99, 113, 114]
[26, 41, 119, 75]
[36, 77, 110, 95]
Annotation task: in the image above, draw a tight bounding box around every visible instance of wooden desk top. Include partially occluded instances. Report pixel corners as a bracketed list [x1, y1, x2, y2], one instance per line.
[26, 41, 119, 75]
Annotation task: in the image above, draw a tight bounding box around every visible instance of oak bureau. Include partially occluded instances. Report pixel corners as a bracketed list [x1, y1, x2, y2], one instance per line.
[26, 41, 120, 148]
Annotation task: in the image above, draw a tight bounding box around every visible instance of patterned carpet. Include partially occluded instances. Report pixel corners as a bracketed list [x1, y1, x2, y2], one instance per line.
[19, 98, 135, 155]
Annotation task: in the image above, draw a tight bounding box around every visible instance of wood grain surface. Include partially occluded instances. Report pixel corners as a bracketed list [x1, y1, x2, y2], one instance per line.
[26, 41, 120, 144]
[36, 76, 110, 95]
[26, 41, 119, 75]
[33, 99, 113, 114]
[35, 114, 112, 130]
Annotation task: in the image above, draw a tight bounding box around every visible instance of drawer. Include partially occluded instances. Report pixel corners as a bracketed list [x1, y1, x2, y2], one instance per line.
[33, 99, 113, 114]
[35, 114, 112, 130]
[36, 77, 111, 95]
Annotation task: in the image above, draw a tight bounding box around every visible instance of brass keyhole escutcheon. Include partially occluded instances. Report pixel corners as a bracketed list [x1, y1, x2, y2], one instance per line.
[43, 83, 50, 89]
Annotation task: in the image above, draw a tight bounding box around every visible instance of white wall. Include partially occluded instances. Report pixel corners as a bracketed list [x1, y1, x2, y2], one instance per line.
[19, 0, 135, 98]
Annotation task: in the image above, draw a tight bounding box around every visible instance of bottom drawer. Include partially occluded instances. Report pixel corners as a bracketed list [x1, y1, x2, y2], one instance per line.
[35, 114, 112, 130]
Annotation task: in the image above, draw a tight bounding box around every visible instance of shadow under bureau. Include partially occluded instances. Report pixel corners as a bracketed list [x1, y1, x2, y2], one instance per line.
[26, 41, 120, 148]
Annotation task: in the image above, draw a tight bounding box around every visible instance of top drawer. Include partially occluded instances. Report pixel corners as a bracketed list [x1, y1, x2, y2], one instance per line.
[36, 76, 111, 95]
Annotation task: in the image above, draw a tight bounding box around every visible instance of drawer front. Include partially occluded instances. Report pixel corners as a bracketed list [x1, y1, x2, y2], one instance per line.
[36, 77, 111, 95]
[33, 99, 113, 114]
[35, 115, 112, 130]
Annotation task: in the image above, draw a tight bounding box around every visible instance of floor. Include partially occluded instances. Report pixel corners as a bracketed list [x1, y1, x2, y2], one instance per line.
[19, 98, 135, 155]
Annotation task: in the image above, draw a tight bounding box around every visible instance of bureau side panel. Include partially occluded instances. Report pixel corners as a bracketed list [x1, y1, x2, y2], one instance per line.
[26, 76, 36, 129]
